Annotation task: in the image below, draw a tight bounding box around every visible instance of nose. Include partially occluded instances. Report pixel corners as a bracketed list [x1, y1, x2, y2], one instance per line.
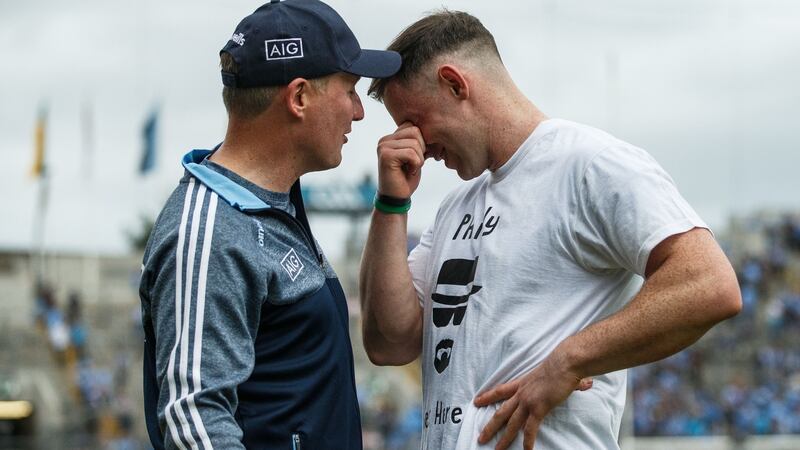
[352, 91, 364, 122]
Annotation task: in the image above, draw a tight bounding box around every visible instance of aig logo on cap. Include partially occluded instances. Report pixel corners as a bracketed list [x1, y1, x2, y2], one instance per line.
[266, 38, 304, 60]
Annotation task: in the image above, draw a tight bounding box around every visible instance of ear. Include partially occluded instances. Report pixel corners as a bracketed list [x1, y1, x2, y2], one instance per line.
[438, 65, 469, 100]
[284, 78, 311, 119]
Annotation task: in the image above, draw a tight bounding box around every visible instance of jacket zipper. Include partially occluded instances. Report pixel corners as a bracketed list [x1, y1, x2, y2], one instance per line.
[292, 433, 303, 450]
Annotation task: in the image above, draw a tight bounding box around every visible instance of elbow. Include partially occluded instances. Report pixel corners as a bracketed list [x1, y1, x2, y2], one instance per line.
[718, 283, 743, 321]
[362, 340, 388, 365]
[362, 334, 419, 366]
[707, 268, 743, 323]
[364, 346, 410, 367]
[365, 348, 397, 367]
[361, 301, 422, 366]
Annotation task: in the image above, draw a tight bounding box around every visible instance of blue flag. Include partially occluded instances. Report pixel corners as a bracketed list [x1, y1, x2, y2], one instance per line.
[140, 108, 158, 175]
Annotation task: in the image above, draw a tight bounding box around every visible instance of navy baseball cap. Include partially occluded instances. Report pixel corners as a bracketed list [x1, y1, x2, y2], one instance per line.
[220, 0, 401, 87]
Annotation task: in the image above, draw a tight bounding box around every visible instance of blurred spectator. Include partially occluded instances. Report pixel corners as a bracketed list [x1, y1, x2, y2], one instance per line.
[28, 284, 148, 447]
[67, 291, 89, 360]
[357, 372, 421, 450]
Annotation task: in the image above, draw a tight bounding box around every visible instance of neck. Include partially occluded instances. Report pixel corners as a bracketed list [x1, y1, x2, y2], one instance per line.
[209, 116, 302, 193]
[484, 84, 547, 172]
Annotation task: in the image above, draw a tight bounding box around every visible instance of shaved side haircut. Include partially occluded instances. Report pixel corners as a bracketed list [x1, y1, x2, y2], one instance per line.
[368, 9, 501, 102]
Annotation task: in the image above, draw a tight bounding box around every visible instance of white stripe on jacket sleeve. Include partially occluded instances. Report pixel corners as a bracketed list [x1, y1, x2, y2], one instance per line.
[186, 192, 218, 449]
[164, 178, 195, 450]
[175, 183, 207, 450]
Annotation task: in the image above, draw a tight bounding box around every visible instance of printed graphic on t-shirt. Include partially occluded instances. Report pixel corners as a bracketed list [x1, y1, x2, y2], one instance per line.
[451, 207, 500, 240]
[431, 257, 481, 374]
[424, 400, 463, 429]
[412, 120, 708, 449]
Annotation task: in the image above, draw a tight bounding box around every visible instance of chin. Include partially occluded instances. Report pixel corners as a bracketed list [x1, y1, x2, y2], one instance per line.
[325, 147, 343, 166]
[456, 172, 478, 181]
[454, 166, 481, 181]
[324, 158, 342, 171]
[307, 155, 342, 174]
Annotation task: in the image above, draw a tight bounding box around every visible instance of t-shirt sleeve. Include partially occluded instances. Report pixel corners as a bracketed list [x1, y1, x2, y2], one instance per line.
[570, 144, 708, 276]
[408, 226, 435, 306]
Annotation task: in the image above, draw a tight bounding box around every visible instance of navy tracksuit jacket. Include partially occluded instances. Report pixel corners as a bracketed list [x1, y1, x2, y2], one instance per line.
[139, 150, 362, 449]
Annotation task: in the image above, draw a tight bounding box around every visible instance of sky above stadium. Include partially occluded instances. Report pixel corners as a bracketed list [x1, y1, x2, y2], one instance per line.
[1, 0, 798, 259]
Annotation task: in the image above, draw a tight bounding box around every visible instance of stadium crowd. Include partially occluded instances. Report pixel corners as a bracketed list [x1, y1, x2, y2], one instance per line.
[632, 213, 800, 436]
[33, 286, 141, 449]
[358, 378, 422, 450]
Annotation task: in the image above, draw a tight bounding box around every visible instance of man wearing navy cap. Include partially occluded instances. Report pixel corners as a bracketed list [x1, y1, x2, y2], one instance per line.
[139, 1, 400, 448]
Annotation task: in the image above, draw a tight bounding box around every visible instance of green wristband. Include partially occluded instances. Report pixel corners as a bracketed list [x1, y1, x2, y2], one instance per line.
[374, 195, 411, 214]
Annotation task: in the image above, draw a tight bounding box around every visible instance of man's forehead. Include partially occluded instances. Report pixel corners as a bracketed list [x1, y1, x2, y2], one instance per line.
[329, 72, 360, 85]
[383, 80, 405, 101]
[342, 73, 361, 84]
[384, 82, 418, 112]
[383, 87, 415, 126]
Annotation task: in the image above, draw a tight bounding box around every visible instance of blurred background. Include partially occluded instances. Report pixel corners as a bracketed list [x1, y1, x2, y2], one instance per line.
[1, 0, 798, 449]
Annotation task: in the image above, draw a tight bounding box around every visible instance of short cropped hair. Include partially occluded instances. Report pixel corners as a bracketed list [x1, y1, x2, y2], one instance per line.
[220, 52, 280, 119]
[220, 53, 330, 119]
[368, 9, 501, 102]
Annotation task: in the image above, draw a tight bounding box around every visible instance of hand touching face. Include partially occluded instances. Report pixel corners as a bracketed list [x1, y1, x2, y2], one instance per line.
[375, 122, 427, 198]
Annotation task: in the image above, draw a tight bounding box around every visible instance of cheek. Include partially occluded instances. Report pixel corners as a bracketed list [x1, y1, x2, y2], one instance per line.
[415, 125, 434, 144]
[333, 98, 351, 124]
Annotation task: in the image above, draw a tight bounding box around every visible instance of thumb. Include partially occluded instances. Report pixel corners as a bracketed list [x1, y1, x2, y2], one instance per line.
[575, 378, 593, 391]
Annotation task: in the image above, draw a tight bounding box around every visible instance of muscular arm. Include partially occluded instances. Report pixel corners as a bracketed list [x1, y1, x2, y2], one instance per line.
[553, 227, 741, 378]
[476, 228, 741, 449]
[359, 123, 427, 366]
[359, 210, 423, 365]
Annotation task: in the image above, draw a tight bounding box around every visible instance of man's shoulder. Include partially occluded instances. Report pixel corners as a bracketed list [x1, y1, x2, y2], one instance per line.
[145, 176, 255, 265]
[543, 119, 648, 176]
[140, 178, 276, 310]
[547, 118, 617, 143]
[548, 119, 617, 155]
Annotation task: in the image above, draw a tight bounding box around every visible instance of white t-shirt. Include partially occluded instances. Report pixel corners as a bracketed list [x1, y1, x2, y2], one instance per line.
[408, 119, 707, 450]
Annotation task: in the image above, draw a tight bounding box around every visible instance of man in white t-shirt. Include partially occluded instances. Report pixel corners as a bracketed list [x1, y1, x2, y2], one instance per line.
[359, 10, 742, 450]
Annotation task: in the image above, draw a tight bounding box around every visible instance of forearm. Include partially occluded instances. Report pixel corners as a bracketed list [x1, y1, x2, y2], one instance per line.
[359, 210, 422, 365]
[554, 235, 741, 379]
[154, 324, 250, 450]
[162, 399, 246, 450]
[555, 293, 715, 380]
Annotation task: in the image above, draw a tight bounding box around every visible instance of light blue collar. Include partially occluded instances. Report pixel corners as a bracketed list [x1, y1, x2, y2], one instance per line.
[181, 149, 271, 212]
